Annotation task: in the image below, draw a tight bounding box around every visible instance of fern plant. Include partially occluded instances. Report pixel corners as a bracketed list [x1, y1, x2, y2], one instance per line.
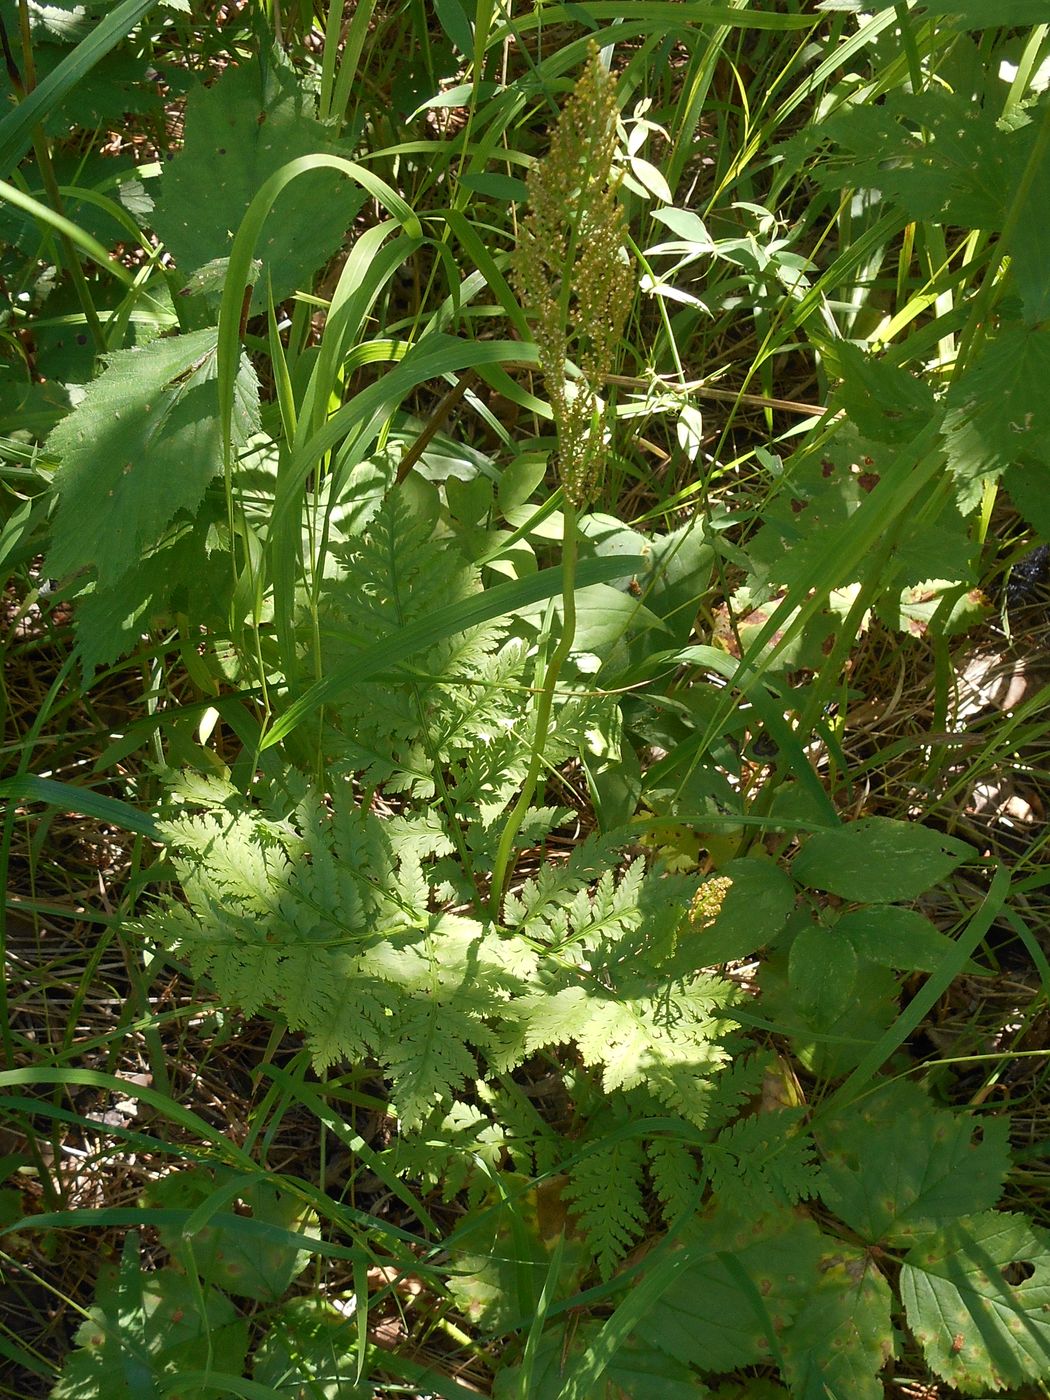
[142, 761, 738, 1136]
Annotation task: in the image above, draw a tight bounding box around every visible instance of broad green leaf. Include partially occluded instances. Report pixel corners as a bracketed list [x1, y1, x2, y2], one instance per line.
[497, 453, 547, 513]
[148, 1168, 320, 1302]
[760, 944, 899, 1079]
[645, 1206, 825, 1374]
[433, 0, 473, 54]
[828, 342, 939, 446]
[879, 578, 989, 639]
[570, 582, 666, 671]
[447, 1178, 586, 1334]
[791, 817, 972, 903]
[1004, 458, 1050, 537]
[0, 0, 160, 177]
[629, 155, 673, 203]
[704, 1385, 786, 1399]
[943, 327, 1050, 514]
[71, 507, 233, 675]
[1005, 121, 1050, 325]
[890, 515, 976, 593]
[780, 1245, 893, 1400]
[51, 1237, 247, 1399]
[32, 46, 163, 134]
[45, 329, 259, 587]
[814, 87, 1012, 230]
[858, 0, 1050, 24]
[816, 1080, 1010, 1245]
[746, 425, 891, 593]
[458, 172, 528, 202]
[901, 1211, 1050, 1393]
[836, 906, 977, 973]
[494, 1325, 706, 1399]
[631, 518, 715, 646]
[152, 56, 365, 306]
[788, 923, 858, 1028]
[687, 857, 796, 966]
[253, 1298, 368, 1398]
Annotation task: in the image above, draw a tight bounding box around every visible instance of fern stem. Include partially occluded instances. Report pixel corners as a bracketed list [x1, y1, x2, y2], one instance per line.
[490, 499, 579, 919]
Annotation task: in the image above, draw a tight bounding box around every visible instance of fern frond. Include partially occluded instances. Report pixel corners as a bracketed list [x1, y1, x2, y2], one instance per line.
[502, 830, 631, 935]
[565, 1135, 648, 1279]
[476, 1079, 562, 1178]
[387, 1100, 507, 1205]
[700, 1049, 773, 1132]
[704, 1108, 818, 1213]
[647, 1135, 703, 1228]
[317, 492, 515, 798]
[385, 1001, 481, 1132]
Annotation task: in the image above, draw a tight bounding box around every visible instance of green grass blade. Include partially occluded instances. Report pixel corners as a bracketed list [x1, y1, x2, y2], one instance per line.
[216, 154, 422, 463]
[0, 775, 160, 838]
[0, 178, 134, 284]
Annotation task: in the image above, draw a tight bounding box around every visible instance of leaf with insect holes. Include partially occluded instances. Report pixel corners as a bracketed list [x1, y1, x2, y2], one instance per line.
[827, 341, 940, 447]
[815, 1080, 1011, 1245]
[791, 816, 972, 903]
[813, 86, 1014, 231]
[746, 426, 890, 592]
[152, 55, 365, 309]
[901, 1211, 1050, 1394]
[45, 329, 259, 588]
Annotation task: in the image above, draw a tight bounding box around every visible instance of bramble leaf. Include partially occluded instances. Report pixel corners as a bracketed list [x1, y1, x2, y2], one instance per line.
[901, 1211, 1050, 1393]
[71, 507, 232, 675]
[447, 1177, 587, 1334]
[147, 1167, 319, 1302]
[46, 329, 259, 587]
[780, 1245, 893, 1400]
[152, 55, 365, 307]
[943, 327, 1050, 515]
[815, 1080, 1010, 1244]
[646, 1206, 825, 1373]
[828, 342, 940, 446]
[813, 87, 1013, 230]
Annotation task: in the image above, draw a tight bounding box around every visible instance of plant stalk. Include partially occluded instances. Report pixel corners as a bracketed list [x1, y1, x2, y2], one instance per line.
[490, 498, 579, 919]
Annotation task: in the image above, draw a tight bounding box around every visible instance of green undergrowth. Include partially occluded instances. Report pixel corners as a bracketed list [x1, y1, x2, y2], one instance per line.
[3, 1, 1050, 1396]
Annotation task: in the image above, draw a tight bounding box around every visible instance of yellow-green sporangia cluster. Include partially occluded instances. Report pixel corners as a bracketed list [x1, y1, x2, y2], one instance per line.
[514, 45, 633, 507]
[690, 875, 733, 931]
